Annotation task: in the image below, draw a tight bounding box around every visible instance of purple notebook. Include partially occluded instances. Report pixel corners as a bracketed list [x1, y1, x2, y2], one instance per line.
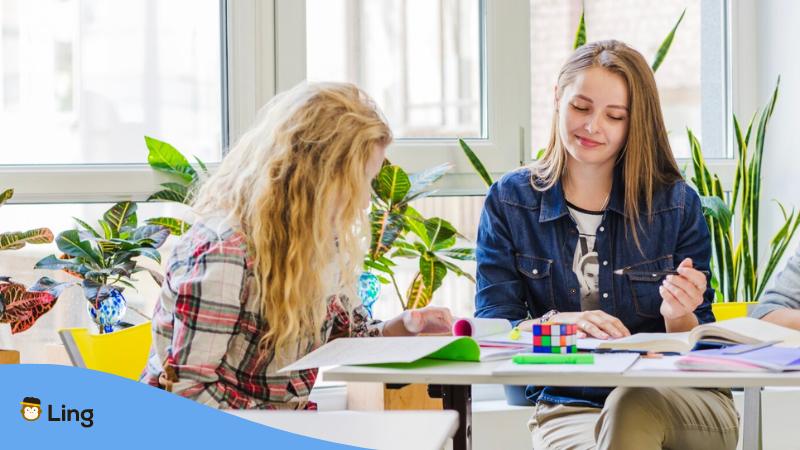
[676, 344, 800, 372]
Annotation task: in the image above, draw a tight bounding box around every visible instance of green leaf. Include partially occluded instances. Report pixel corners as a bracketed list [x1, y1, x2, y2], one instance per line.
[132, 225, 170, 249]
[133, 247, 162, 264]
[34, 255, 82, 272]
[573, 9, 586, 49]
[439, 258, 476, 283]
[73, 217, 101, 239]
[145, 217, 191, 236]
[145, 135, 197, 183]
[419, 255, 447, 301]
[651, 9, 685, 72]
[56, 230, 102, 266]
[405, 272, 431, 310]
[424, 218, 457, 250]
[390, 248, 420, 259]
[193, 155, 209, 174]
[700, 196, 732, 231]
[147, 182, 189, 203]
[369, 210, 405, 260]
[0, 228, 54, 251]
[438, 247, 476, 261]
[103, 202, 138, 233]
[98, 220, 115, 239]
[405, 215, 431, 248]
[28, 277, 73, 298]
[0, 188, 13, 206]
[364, 259, 395, 276]
[373, 165, 411, 205]
[458, 139, 493, 187]
[404, 163, 452, 202]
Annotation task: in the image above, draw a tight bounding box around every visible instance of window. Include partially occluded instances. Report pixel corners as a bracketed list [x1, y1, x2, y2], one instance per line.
[279, 0, 529, 192]
[307, 0, 483, 139]
[1, 0, 223, 202]
[530, 0, 705, 159]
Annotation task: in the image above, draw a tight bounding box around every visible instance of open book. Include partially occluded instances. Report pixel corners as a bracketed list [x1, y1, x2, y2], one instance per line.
[279, 318, 522, 372]
[580, 317, 800, 354]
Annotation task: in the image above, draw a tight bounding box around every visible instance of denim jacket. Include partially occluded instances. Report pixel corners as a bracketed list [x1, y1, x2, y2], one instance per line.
[475, 166, 715, 408]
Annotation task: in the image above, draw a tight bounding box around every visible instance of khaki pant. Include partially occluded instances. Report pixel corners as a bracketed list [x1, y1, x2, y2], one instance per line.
[527, 387, 739, 450]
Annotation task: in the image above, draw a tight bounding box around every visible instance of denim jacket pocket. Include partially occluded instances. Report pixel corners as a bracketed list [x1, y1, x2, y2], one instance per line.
[515, 254, 555, 308]
[621, 255, 673, 319]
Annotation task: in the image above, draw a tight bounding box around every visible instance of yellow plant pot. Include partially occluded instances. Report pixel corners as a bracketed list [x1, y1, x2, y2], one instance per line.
[711, 302, 759, 321]
[58, 321, 152, 380]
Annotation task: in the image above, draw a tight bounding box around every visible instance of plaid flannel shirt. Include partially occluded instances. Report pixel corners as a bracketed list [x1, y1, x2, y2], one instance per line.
[140, 217, 383, 409]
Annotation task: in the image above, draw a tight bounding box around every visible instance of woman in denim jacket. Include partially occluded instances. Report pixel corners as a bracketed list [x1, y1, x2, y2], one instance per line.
[476, 40, 738, 449]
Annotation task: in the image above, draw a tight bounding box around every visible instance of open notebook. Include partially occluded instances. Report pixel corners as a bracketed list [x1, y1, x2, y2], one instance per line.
[279, 318, 523, 373]
[579, 317, 800, 354]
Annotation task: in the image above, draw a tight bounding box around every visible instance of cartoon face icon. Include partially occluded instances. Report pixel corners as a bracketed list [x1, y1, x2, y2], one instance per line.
[20, 397, 42, 421]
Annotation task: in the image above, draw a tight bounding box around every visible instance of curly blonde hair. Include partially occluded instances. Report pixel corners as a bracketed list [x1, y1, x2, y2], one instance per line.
[192, 82, 392, 357]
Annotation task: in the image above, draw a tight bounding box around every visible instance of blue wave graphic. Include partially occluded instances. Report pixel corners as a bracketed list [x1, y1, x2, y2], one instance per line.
[0, 364, 363, 449]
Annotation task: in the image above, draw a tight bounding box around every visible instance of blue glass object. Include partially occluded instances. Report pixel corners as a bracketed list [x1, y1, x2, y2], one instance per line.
[357, 272, 381, 317]
[87, 289, 127, 333]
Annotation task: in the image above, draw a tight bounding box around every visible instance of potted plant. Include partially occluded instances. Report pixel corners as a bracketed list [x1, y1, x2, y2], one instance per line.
[35, 201, 169, 333]
[363, 161, 476, 314]
[143, 135, 209, 235]
[0, 189, 70, 365]
[689, 78, 800, 320]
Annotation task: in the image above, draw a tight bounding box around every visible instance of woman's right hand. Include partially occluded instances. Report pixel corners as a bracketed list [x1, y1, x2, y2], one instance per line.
[552, 311, 630, 339]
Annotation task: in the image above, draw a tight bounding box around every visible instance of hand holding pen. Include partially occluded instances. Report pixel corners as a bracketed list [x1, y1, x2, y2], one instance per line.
[650, 258, 707, 320]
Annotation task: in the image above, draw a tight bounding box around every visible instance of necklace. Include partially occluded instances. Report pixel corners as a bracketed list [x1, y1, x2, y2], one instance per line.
[599, 192, 611, 211]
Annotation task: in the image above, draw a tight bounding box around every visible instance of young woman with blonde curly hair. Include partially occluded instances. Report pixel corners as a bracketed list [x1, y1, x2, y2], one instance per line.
[141, 82, 452, 409]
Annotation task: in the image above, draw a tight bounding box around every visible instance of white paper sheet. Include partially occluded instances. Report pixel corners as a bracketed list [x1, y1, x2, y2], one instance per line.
[491, 353, 640, 375]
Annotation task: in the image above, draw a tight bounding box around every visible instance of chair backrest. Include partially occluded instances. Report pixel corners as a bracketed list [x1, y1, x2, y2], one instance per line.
[58, 322, 152, 380]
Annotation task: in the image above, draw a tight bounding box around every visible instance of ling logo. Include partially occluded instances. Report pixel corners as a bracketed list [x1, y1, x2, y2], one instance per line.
[19, 396, 94, 428]
[20, 397, 42, 421]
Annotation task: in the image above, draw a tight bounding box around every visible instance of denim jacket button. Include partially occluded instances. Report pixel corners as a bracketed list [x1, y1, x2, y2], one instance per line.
[602, 260, 608, 266]
[570, 288, 577, 294]
[532, 269, 539, 275]
[599, 226, 605, 232]
[602, 292, 609, 299]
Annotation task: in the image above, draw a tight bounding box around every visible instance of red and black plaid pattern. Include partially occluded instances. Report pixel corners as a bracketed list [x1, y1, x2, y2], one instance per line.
[140, 217, 382, 409]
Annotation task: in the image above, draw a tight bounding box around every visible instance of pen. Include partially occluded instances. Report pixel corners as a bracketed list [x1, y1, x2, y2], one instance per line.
[613, 269, 711, 278]
[512, 354, 595, 365]
[591, 348, 681, 357]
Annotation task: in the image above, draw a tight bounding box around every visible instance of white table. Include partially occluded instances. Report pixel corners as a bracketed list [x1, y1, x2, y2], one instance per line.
[324, 358, 792, 450]
[227, 409, 459, 450]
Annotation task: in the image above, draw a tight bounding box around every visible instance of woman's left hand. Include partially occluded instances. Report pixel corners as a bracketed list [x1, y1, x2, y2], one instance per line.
[659, 258, 707, 320]
[402, 306, 454, 335]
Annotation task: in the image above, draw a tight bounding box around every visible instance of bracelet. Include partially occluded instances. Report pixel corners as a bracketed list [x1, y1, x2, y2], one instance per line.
[537, 309, 559, 324]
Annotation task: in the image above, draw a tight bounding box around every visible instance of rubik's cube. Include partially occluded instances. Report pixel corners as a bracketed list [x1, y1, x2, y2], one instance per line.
[532, 323, 578, 353]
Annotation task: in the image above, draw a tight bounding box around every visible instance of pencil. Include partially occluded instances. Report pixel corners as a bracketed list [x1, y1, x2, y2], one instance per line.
[612, 269, 711, 278]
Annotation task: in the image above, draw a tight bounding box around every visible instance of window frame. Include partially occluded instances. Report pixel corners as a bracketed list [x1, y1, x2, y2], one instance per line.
[2, 0, 735, 204]
[275, 0, 532, 196]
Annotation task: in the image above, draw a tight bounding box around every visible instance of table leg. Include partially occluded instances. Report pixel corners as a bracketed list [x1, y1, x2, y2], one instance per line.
[742, 387, 762, 450]
[428, 384, 472, 450]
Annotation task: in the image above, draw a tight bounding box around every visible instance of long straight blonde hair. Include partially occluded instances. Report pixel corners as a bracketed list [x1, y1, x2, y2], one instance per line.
[192, 82, 392, 357]
[532, 40, 682, 249]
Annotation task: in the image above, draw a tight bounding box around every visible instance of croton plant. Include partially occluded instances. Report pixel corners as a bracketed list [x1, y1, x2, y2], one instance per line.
[0, 189, 69, 334]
